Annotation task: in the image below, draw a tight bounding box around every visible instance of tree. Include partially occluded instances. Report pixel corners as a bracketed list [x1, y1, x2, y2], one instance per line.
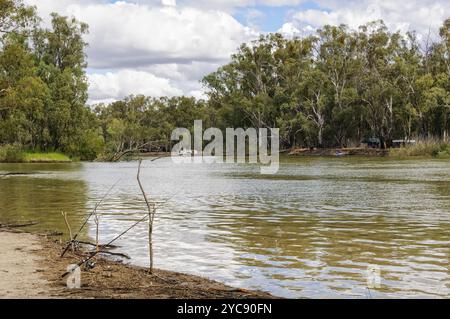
[356, 22, 403, 148]
[0, 0, 37, 41]
[315, 25, 361, 146]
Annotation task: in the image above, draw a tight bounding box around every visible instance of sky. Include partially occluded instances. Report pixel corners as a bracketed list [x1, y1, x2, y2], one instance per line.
[23, 0, 449, 104]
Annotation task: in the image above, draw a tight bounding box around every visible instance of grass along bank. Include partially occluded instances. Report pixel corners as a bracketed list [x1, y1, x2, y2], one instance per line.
[389, 140, 450, 158]
[0, 144, 72, 163]
[23, 152, 71, 163]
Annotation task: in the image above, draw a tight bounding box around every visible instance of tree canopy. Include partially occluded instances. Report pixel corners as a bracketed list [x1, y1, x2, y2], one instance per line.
[0, 0, 449, 160]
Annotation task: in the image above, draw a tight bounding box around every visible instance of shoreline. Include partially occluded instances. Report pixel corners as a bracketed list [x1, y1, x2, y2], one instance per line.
[0, 229, 275, 299]
[1, 148, 450, 164]
[288, 147, 389, 157]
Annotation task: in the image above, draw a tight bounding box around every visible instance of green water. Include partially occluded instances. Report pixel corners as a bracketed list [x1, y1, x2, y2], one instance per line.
[0, 157, 449, 298]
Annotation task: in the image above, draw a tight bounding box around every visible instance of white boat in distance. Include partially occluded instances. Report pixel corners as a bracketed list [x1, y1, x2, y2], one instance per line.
[178, 149, 199, 156]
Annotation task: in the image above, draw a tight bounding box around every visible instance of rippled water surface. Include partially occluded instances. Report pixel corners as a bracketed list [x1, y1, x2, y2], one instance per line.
[1, 157, 449, 298]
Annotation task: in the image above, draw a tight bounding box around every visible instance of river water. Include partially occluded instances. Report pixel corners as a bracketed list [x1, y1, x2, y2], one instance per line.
[0, 157, 449, 298]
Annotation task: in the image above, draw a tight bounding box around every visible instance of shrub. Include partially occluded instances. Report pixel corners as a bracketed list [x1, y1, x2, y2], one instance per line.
[389, 139, 450, 158]
[0, 144, 25, 163]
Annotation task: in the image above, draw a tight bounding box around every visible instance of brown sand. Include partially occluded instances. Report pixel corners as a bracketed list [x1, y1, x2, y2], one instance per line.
[0, 231, 53, 298]
[0, 230, 275, 299]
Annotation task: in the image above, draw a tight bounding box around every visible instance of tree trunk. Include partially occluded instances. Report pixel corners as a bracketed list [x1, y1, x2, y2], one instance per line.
[318, 126, 324, 148]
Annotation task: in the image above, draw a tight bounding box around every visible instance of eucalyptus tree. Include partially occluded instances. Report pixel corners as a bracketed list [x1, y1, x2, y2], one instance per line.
[0, 0, 37, 42]
[32, 13, 101, 158]
[355, 21, 405, 148]
[315, 24, 362, 146]
[203, 34, 287, 130]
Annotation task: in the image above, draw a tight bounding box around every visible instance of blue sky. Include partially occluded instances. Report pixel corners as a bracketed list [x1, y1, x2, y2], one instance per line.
[234, 2, 326, 32]
[24, 0, 449, 103]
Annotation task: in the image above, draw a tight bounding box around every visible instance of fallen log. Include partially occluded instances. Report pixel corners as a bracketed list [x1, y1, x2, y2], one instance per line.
[97, 251, 131, 259]
[0, 221, 39, 229]
[77, 241, 119, 249]
[0, 172, 41, 178]
[43, 231, 63, 237]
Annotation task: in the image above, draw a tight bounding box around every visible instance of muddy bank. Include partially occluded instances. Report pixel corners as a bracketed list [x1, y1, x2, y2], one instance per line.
[289, 147, 388, 157]
[0, 230, 275, 299]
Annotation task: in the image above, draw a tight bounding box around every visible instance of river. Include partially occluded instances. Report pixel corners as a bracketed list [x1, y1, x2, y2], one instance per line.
[0, 157, 449, 298]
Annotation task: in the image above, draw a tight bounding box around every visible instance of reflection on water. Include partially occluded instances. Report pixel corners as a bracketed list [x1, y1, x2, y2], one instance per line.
[0, 163, 88, 237]
[0, 158, 449, 298]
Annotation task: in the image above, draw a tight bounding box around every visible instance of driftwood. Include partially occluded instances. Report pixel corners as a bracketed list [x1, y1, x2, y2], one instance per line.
[44, 231, 64, 237]
[61, 158, 163, 278]
[77, 241, 119, 249]
[62, 213, 150, 278]
[97, 251, 130, 259]
[0, 221, 39, 229]
[60, 179, 121, 258]
[0, 172, 34, 177]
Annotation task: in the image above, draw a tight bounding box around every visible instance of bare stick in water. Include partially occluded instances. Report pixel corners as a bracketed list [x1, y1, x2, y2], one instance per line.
[62, 212, 74, 253]
[137, 159, 156, 274]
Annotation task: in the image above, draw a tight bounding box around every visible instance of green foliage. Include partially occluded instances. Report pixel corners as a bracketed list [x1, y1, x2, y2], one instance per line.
[203, 19, 450, 150]
[96, 95, 210, 160]
[0, 143, 24, 162]
[0, 0, 95, 160]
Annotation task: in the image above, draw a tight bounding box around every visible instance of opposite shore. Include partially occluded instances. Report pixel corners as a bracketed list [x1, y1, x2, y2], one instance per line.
[1, 143, 450, 164]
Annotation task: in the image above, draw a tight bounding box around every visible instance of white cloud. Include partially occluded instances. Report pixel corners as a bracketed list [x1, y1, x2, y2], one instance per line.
[26, 1, 256, 69]
[24, 0, 449, 104]
[278, 22, 306, 38]
[88, 70, 183, 104]
[24, 0, 258, 102]
[161, 0, 177, 7]
[288, 0, 448, 40]
[174, 0, 308, 11]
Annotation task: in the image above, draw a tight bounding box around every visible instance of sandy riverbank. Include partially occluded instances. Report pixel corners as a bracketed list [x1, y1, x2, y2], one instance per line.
[0, 230, 274, 299]
[0, 231, 52, 298]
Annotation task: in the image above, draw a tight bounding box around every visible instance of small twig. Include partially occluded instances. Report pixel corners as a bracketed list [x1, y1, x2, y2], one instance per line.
[94, 213, 100, 253]
[62, 212, 74, 253]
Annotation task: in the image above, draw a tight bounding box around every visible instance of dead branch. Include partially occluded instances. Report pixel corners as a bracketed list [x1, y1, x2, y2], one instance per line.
[60, 179, 121, 258]
[110, 142, 152, 162]
[0, 172, 35, 179]
[61, 158, 164, 279]
[97, 251, 131, 259]
[0, 221, 39, 229]
[62, 213, 150, 278]
[44, 231, 63, 237]
[77, 241, 119, 249]
[137, 159, 156, 274]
